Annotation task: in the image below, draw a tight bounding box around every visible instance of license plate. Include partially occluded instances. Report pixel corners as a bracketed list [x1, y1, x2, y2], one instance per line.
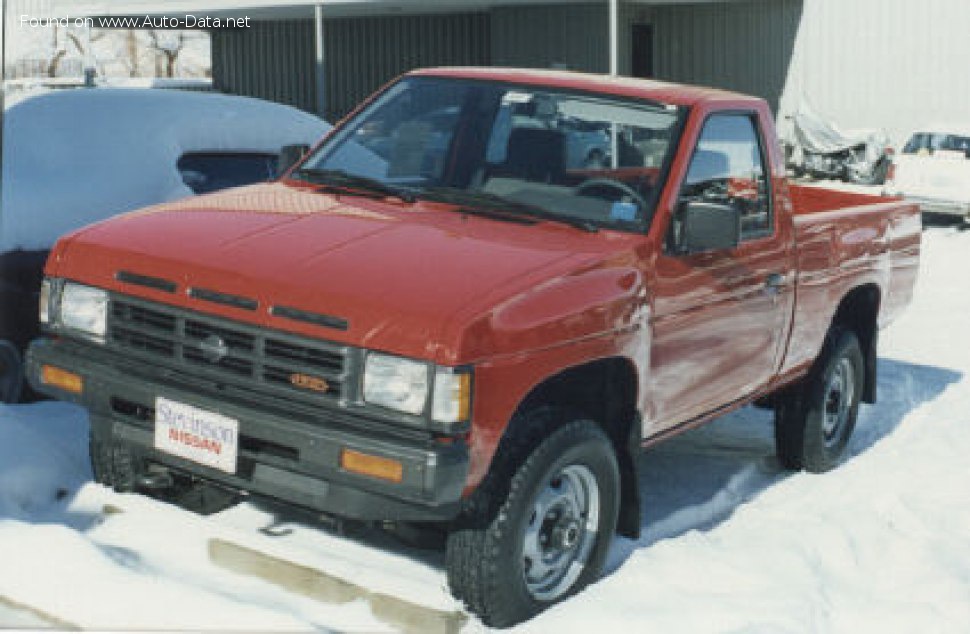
[154, 397, 239, 474]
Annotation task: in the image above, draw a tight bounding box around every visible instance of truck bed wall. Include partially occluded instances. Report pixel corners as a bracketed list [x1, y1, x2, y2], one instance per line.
[789, 184, 900, 216]
[779, 186, 921, 379]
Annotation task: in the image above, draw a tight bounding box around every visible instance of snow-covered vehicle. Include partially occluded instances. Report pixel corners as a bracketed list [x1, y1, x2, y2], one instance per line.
[883, 128, 970, 223]
[783, 101, 892, 185]
[0, 89, 329, 402]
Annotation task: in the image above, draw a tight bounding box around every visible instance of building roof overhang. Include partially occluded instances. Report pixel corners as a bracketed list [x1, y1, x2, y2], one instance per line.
[42, 0, 742, 21]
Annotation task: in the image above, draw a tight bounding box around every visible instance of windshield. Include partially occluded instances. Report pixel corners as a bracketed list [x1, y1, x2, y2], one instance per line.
[903, 132, 970, 158]
[299, 76, 683, 230]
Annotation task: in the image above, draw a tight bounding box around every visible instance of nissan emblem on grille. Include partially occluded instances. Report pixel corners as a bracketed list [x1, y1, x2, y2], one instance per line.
[199, 334, 229, 363]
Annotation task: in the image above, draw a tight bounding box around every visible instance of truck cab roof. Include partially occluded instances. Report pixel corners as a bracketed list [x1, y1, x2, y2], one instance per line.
[410, 67, 761, 109]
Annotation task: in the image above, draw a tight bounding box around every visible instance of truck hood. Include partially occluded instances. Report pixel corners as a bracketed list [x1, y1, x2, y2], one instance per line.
[50, 183, 633, 363]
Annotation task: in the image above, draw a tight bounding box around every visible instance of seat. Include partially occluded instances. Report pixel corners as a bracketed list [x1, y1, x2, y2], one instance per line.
[496, 127, 567, 183]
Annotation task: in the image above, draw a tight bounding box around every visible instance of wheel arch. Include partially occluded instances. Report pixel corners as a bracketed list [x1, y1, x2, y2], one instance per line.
[505, 356, 643, 539]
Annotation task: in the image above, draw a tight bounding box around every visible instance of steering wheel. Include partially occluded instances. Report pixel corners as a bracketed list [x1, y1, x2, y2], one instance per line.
[575, 178, 648, 211]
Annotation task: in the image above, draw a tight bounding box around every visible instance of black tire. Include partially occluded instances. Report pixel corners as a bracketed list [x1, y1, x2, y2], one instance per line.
[446, 414, 620, 628]
[0, 341, 24, 404]
[90, 437, 239, 513]
[90, 437, 142, 491]
[775, 327, 864, 473]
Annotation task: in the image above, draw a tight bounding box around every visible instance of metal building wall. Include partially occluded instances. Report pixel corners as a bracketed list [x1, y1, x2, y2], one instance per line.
[212, 12, 490, 121]
[490, 3, 609, 73]
[211, 20, 317, 115]
[323, 12, 490, 120]
[778, 0, 970, 147]
[651, 0, 803, 113]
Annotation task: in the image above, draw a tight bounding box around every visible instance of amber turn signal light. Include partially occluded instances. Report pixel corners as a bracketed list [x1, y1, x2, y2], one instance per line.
[340, 448, 403, 483]
[41, 365, 83, 394]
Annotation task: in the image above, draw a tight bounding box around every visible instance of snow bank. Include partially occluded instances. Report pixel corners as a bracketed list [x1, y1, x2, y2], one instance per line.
[0, 229, 968, 631]
[0, 402, 89, 519]
[0, 89, 329, 252]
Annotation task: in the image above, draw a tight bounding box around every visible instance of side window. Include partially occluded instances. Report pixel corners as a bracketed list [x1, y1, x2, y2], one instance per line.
[178, 152, 277, 195]
[678, 114, 771, 241]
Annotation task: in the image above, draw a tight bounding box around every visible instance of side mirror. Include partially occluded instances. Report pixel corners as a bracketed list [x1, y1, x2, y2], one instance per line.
[676, 200, 741, 254]
[276, 144, 311, 177]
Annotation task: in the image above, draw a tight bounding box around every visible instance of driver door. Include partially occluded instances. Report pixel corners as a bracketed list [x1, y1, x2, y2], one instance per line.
[649, 113, 794, 430]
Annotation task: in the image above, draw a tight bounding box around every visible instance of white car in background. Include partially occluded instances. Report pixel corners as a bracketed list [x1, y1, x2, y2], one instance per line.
[884, 128, 970, 222]
[0, 88, 331, 402]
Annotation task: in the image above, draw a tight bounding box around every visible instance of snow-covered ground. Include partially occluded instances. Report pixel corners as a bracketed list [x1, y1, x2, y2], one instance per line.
[1, 227, 968, 632]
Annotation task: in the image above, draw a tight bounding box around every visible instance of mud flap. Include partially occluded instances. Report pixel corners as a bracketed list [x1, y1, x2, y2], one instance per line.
[616, 413, 643, 539]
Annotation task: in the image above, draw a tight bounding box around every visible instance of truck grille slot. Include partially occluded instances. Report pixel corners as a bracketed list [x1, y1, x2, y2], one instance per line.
[108, 297, 351, 403]
[114, 328, 176, 356]
[265, 338, 343, 373]
[185, 319, 256, 352]
[183, 348, 253, 376]
[113, 302, 177, 334]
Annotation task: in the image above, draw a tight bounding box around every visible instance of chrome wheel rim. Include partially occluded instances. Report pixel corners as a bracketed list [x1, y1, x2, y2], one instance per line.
[822, 357, 855, 446]
[521, 464, 600, 601]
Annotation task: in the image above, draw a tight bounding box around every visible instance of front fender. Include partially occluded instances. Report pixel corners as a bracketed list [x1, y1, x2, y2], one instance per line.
[463, 325, 648, 494]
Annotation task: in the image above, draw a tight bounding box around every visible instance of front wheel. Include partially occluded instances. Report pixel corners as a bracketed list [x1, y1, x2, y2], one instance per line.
[775, 327, 864, 472]
[446, 417, 620, 628]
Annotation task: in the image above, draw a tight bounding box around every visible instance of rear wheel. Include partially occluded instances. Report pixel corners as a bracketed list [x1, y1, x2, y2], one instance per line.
[446, 416, 619, 628]
[775, 327, 864, 472]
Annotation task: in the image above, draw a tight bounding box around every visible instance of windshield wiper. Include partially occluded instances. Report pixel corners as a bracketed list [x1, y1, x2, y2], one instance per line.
[416, 187, 598, 233]
[295, 168, 416, 203]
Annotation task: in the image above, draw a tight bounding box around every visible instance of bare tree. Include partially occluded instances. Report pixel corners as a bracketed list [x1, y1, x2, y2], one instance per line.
[126, 31, 141, 77]
[146, 31, 186, 78]
[45, 25, 68, 77]
[40, 25, 105, 78]
[65, 30, 106, 61]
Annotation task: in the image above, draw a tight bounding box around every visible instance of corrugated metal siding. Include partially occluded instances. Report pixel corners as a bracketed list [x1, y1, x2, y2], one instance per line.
[653, 0, 803, 113]
[490, 3, 609, 73]
[211, 21, 317, 114]
[324, 12, 490, 120]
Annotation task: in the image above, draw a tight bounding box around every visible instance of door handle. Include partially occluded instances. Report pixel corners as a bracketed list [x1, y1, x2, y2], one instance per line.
[765, 273, 786, 290]
[764, 273, 786, 303]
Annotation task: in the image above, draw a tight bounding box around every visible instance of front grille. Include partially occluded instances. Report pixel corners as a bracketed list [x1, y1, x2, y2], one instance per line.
[108, 297, 351, 404]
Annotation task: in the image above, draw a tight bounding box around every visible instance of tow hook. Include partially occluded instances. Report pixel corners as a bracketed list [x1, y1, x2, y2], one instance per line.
[136, 468, 175, 491]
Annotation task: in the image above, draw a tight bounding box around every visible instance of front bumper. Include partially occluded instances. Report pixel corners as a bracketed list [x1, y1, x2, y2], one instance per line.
[27, 337, 468, 522]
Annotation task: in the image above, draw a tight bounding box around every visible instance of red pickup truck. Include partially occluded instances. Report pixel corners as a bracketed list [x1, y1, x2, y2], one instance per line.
[28, 68, 920, 626]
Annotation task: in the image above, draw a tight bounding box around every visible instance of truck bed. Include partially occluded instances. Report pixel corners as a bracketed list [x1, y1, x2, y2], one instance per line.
[780, 184, 921, 379]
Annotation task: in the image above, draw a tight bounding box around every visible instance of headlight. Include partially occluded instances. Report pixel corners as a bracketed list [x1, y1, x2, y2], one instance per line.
[39, 279, 53, 325]
[59, 282, 108, 340]
[363, 353, 430, 416]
